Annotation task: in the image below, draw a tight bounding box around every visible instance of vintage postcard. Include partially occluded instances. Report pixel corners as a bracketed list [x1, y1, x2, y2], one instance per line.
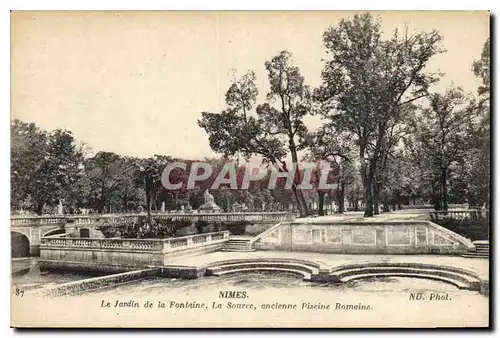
[10, 10, 490, 328]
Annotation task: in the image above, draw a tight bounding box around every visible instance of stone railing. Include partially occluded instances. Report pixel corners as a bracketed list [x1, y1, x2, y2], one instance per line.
[40, 231, 230, 253]
[11, 216, 67, 227]
[14, 212, 295, 227]
[429, 210, 489, 221]
[163, 231, 230, 251]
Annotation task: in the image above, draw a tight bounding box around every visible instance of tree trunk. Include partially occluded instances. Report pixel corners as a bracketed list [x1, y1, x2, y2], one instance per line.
[432, 182, 440, 211]
[382, 197, 390, 212]
[318, 191, 325, 216]
[441, 168, 448, 211]
[291, 184, 308, 217]
[98, 198, 105, 214]
[373, 181, 380, 215]
[362, 163, 375, 217]
[145, 176, 152, 224]
[272, 157, 308, 217]
[338, 182, 345, 214]
[35, 201, 45, 215]
[364, 178, 374, 217]
[146, 196, 152, 222]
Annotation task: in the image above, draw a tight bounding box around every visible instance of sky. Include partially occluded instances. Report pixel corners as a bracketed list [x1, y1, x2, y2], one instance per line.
[11, 11, 490, 160]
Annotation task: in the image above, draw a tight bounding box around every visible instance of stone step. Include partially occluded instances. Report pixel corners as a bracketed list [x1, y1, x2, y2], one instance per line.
[334, 266, 478, 285]
[207, 262, 318, 275]
[462, 253, 489, 258]
[473, 240, 489, 245]
[340, 272, 470, 289]
[220, 248, 256, 252]
[211, 267, 312, 280]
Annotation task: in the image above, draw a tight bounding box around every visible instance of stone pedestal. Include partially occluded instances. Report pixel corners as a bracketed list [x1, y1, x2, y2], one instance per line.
[198, 202, 221, 213]
[198, 190, 221, 213]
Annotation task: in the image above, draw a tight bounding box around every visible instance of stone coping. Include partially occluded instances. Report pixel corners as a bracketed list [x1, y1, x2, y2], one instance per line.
[31, 268, 157, 297]
[12, 211, 295, 219]
[41, 231, 230, 242]
[473, 240, 490, 245]
[291, 220, 429, 225]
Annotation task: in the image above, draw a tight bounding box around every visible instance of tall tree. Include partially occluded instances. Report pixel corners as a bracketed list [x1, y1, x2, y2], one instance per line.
[413, 87, 473, 211]
[138, 155, 173, 222]
[11, 119, 49, 213]
[472, 37, 490, 101]
[316, 13, 443, 217]
[258, 51, 312, 215]
[306, 124, 351, 214]
[46, 129, 86, 211]
[467, 37, 490, 208]
[199, 51, 313, 217]
[83, 152, 137, 213]
[11, 121, 86, 214]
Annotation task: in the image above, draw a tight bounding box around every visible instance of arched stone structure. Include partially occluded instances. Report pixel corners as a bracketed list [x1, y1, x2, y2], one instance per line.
[11, 231, 30, 258]
[42, 228, 66, 237]
[11, 225, 65, 256]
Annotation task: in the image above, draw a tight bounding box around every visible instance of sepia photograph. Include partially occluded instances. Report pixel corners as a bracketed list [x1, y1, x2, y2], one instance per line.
[10, 10, 490, 328]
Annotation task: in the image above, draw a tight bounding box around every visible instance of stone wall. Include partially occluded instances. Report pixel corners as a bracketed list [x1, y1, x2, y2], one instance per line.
[39, 231, 229, 272]
[253, 221, 474, 254]
[33, 269, 158, 297]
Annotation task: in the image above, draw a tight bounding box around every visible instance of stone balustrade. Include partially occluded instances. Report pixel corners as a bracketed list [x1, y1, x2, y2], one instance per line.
[429, 210, 489, 221]
[11, 216, 67, 226]
[13, 212, 295, 227]
[40, 231, 230, 253]
[39, 231, 230, 272]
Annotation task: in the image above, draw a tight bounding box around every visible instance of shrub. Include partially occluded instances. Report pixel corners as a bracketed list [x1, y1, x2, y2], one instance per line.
[97, 217, 192, 239]
[224, 221, 250, 235]
[195, 221, 208, 234]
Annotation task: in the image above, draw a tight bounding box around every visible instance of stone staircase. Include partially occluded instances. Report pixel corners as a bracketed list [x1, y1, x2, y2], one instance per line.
[462, 240, 489, 259]
[205, 258, 321, 279]
[221, 237, 255, 252]
[333, 266, 478, 290]
[329, 263, 484, 291]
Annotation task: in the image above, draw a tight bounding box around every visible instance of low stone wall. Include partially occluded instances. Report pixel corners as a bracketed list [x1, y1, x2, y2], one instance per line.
[33, 269, 158, 297]
[253, 221, 474, 254]
[39, 231, 229, 272]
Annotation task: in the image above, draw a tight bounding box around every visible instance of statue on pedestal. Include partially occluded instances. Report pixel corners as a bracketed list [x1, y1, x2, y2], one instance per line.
[57, 200, 64, 215]
[198, 189, 221, 212]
